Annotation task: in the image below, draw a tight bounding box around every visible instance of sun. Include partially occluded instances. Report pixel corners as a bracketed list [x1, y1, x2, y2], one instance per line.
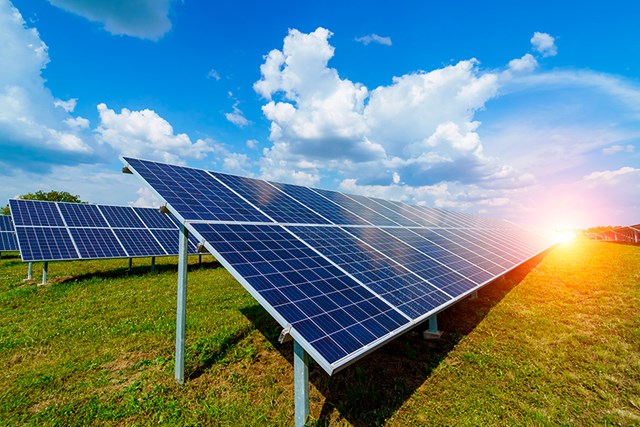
[555, 230, 577, 244]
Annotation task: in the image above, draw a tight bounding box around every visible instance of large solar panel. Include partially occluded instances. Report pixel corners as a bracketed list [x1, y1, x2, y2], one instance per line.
[0, 214, 19, 252]
[9, 199, 200, 262]
[122, 156, 556, 375]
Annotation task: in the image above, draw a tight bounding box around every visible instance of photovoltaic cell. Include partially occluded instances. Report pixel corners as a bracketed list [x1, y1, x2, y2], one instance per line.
[16, 227, 78, 261]
[113, 229, 167, 257]
[121, 157, 556, 374]
[211, 172, 330, 225]
[10, 199, 64, 227]
[99, 205, 145, 228]
[123, 157, 271, 223]
[58, 203, 109, 228]
[190, 222, 409, 364]
[69, 228, 128, 259]
[134, 207, 176, 229]
[0, 215, 18, 251]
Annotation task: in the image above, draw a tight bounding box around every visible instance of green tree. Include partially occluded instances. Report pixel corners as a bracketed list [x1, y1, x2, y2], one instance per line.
[3, 191, 85, 215]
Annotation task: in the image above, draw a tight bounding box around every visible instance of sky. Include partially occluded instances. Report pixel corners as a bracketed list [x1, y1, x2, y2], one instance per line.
[1, 0, 639, 229]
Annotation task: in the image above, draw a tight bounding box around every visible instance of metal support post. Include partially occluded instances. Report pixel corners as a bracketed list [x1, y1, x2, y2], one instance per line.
[127, 258, 133, 272]
[27, 262, 33, 280]
[41, 261, 48, 285]
[198, 254, 202, 266]
[151, 256, 156, 272]
[175, 223, 189, 384]
[293, 340, 309, 427]
[423, 314, 442, 340]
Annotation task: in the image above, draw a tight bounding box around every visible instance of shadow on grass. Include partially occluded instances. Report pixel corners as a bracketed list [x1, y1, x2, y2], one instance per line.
[242, 249, 551, 426]
[41, 258, 221, 286]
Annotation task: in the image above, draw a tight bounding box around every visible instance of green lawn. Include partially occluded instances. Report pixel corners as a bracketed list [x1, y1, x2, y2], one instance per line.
[0, 239, 638, 426]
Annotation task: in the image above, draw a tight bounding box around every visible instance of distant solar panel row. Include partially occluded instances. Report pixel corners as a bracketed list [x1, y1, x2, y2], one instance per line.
[122, 157, 555, 375]
[0, 214, 19, 252]
[9, 200, 200, 262]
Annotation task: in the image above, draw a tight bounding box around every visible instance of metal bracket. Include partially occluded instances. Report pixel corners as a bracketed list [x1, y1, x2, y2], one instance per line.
[278, 326, 292, 344]
[159, 205, 171, 214]
[197, 241, 208, 253]
[122, 166, 133, 174]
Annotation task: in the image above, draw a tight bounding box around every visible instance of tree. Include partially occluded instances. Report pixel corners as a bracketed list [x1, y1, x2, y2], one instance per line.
[2, 191, 85, 215]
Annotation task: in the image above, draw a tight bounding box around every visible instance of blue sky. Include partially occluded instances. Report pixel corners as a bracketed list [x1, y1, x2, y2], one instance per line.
[1, 0, 638, 229]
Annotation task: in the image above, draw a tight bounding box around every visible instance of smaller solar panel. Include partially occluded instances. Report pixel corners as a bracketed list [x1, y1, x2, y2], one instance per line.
[16, 227, 79, 261]
[69, 228, 128, 259]
[134, 207, 176, 229]
[0, 215, 18, 251]
[10, 200, 65, 227]
[113, 228, 167, 257]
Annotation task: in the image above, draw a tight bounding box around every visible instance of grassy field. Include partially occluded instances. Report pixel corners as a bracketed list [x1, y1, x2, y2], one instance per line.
[0, 238, 638, 426]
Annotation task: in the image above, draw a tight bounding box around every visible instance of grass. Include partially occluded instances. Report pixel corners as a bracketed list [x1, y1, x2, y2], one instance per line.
[0, 238, 638, 426]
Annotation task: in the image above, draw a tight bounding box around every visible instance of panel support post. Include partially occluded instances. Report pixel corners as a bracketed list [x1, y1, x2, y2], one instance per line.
[175, 223, 189, 385]
[127, 258, 132, 272]
[41, 261, 48, 286]
[151, 256, 156, 272]
[293, 340, 309, 427]
[198, 254, 202, 266]
[423, 314, 442, 340]
[27, 262, 33, 280]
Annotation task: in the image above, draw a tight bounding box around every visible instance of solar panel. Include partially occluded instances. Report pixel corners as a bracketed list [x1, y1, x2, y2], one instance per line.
[0, 214, 19, 252]
[122, 156, 556, 374]
[9, 199, 200, 262]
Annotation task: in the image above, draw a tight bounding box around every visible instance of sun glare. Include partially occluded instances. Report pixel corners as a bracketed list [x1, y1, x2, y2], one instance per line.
[555, 230, 577, 244]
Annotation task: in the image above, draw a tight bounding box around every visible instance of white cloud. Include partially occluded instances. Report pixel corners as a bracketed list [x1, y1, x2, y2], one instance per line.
[130, 186, 161, 207]
[64, 116, 90, 129]
[54, 97, 77, 112]
[583, 166, 640, 186]
[602, 144, 635, 155]
[355, 34, 392, 46]
[47, 0, 172, 40]
[0, 2, 92, 160]
[253, 28, 519, 192]
[531, 32, 557, 57]
[246, 139, 259, 149]
[95, 103, 212, 163]
[207, 69, 221, 80]
[508, 53, 538, 73]
[225, 103, 250, 127]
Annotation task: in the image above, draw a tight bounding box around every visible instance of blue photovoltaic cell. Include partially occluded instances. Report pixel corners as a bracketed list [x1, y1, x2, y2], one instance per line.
[0, 215, 13, 232]
[288, 226, 452, 319]
[343, 227, 477, 298]
[113, 228, 167, 257]
[16, 227, 79, 261]
[190, 222, 409, 364]
[151, 228, 200, 255]
[433, 229, 517, 269]
[211, 172, 330, 225]
[386, 228, 503, 280]
[99, 205, 145, 228]
[0, 232, 18, 251]
[124, 157, 270, 223]
[0, 215, 18, 251]
[58, 203, 109, 227]
[69, 228, 128, 259]
[344, 194, 422, 227]
[270, 182, 371, 226]
[9, 199, 64, 227]
[134, 207, 177, 229]
[310, 188, 401, 227]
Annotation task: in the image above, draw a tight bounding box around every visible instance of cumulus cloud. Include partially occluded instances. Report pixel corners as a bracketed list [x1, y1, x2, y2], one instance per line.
[583, 166, 640, 186]
[508, 53, 538, 73]
[47, 0, 172, 40]
[0, 1, 93, 166]
[130, 186, 161, 207]
[225, 102, 250, 127]
[95, 103, 212, 163]
[246, 139, 258, 149]
[531, 32, 557, 57]
[253, 28, 527, 205]
[54, 97, 77, 112]
[355, 34, 392, 46]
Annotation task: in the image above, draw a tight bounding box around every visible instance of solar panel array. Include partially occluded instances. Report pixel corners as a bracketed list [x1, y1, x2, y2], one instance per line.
[0, 214, 19, 252]
[9, 199, 200, 262]
[123, 157, 555, 375]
